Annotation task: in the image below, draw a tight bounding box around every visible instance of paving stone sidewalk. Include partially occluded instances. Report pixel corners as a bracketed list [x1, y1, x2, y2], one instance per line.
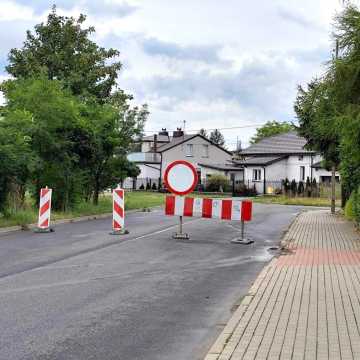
[205, 210, 360, 360]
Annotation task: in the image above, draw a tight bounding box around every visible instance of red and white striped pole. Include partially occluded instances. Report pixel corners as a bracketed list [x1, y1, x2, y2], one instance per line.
[110, 186, 128, 235]
[35, 186, 53, 233]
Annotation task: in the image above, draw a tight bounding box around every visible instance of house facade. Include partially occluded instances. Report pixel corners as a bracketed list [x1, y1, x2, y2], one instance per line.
[125, 129, 243, 189]
[126, 130, 339, 194]
[235, 132, 340, 194]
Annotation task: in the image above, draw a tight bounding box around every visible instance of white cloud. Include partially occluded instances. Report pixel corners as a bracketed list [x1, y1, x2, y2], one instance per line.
[0, 0, 346, 148]
[0, 0, 35, 21]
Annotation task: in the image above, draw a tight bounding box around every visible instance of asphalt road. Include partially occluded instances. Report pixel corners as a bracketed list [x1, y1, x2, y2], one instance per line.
[0, 203, 304, 360]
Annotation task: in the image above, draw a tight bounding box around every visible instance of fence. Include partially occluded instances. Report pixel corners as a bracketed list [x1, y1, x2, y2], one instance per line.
[122, 177, 257, 195]
[261, 180, 341, 199]
[122, 176, 341, 199]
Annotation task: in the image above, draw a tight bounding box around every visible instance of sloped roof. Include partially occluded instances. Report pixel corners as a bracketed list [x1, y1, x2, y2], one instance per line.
[234, 155, 287, 166]
[156, 134, 233, 155]
[241, 131, 314, 155]
[156, 134, 195, 151]
[198, 163, 244, 171]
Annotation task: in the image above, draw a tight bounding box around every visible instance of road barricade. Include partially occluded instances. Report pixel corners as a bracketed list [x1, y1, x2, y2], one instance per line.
[110, 187, 129, 235]
[165, 195, 253, 243]
[165, 195, 252, 221]
[35, 187, 53, 233]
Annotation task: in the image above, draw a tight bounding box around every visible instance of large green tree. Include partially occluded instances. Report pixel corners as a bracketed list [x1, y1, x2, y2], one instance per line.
[1, 77, 86, 211]
[1, 7, 148, 211]
[294, 4, 360, 207]
[250, 121, 294, 144]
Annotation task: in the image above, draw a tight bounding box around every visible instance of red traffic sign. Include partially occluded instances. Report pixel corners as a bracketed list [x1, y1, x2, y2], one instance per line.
[164, 160, 198, 196]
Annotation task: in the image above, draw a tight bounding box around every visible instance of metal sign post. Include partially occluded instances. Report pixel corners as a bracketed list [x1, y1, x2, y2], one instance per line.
[164, 161, 198, 240]
[231, 200, 254, 244]
[173, 214, 190, 240]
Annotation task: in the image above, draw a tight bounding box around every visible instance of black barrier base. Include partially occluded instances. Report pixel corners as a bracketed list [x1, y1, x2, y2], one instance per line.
[34, 227, 54, 233]
[231, 238, 254, 245]
[172, 232, 190, 240]
[109, 229, 129, 235]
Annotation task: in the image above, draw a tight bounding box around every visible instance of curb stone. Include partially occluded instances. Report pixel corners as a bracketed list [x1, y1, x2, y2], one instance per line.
[204, 258, 277, 360]
[0, 206, 162, 237]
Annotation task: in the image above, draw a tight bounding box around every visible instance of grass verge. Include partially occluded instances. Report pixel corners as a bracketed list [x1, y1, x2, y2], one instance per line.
[0, 191, 166, 229]
[252, 195, 341, 207]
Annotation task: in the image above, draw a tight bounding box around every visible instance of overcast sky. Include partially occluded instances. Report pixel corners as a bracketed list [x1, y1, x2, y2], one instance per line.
[0, 0, 346, 148]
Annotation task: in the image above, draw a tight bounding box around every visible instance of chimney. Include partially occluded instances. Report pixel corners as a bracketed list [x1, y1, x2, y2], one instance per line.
[173, 127, 184, 138]
[159, 128, 169, 136]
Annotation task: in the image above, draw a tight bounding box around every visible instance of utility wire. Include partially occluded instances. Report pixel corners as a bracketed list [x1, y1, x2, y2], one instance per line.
[142, 123, 266, 133]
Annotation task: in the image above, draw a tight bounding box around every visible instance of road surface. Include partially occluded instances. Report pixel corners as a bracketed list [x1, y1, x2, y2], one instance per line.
[0, 203, 304, 360]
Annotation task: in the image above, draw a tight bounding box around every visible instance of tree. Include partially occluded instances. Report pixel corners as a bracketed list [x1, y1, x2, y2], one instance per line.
[81, 98, 147, 204]
[250, 121, 294, 144]
[1, 77, 86, 211]
[1, 7, 149, 211]
[209, 129, 225, 147]
[198, 128, 208, 138]
[6, 6, 121, 101]
[0, 110, 34, 213]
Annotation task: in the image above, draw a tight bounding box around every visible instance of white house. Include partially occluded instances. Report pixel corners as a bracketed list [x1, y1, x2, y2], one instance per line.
[234, 131, 340, 194]
[125, 128, 243, 189]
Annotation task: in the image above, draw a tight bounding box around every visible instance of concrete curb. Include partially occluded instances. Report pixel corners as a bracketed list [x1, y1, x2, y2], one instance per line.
[0, 206, 162, 237]
[204, 258, 278, 360]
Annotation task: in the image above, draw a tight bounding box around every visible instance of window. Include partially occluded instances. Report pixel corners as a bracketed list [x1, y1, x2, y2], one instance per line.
[253, 169, 261, 181]
[202, 144, 209, 158]
[186, 144, 193, 157]
[300, 166, 305, 181]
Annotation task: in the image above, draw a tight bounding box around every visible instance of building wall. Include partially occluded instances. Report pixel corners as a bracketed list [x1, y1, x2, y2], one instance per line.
[285, 155, 313, 182]
[161, 136, 232, 177]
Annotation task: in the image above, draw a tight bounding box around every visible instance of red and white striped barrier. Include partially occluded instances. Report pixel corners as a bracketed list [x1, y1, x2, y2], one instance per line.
[37, 187, 52, 231]
[165, 195, 252, 222]
[111, 187, 128, 234]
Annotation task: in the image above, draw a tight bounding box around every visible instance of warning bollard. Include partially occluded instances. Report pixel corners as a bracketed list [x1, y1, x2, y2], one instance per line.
[231, 200, 254, 244]
[35, 186, 54, 233]
[110, 187, 129, 235]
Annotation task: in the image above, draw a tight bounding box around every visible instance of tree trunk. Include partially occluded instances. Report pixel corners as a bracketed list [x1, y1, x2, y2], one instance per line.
[331, 165, 336, 214]
[93, 179, 100, 206]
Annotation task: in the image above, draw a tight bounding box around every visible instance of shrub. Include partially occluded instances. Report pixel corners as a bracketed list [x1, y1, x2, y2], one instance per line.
[282, 178, 290, 196]
[206, 175, 228, 192]
[151, 182, 157, 190]
[139, 184, 145, 190]
[146, 182, 151, 190]
[305, 177, 312, 197]
[297, 181, 304, 196]
[290, 179, 297, 197]
[234, 183, 257, 196]
[311, 178, 318, 197]
[345, 192, 356, 220]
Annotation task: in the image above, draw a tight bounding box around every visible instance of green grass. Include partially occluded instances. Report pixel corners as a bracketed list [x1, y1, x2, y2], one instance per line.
[0, 191, 166, 229]
[252, 195, 341, 207]
[0, 191, 244, 229]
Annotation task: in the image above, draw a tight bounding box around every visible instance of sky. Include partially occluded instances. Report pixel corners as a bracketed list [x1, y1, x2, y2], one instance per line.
[0, 0, 347, 149]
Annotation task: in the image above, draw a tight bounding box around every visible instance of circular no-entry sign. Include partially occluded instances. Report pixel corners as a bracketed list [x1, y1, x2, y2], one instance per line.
[164, 160, 198, 196]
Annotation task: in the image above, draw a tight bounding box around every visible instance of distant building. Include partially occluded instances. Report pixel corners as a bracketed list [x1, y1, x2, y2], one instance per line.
[126, 130, 339, 193]
[126, 128, 243, 189]
[234, 131, 340, 194]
